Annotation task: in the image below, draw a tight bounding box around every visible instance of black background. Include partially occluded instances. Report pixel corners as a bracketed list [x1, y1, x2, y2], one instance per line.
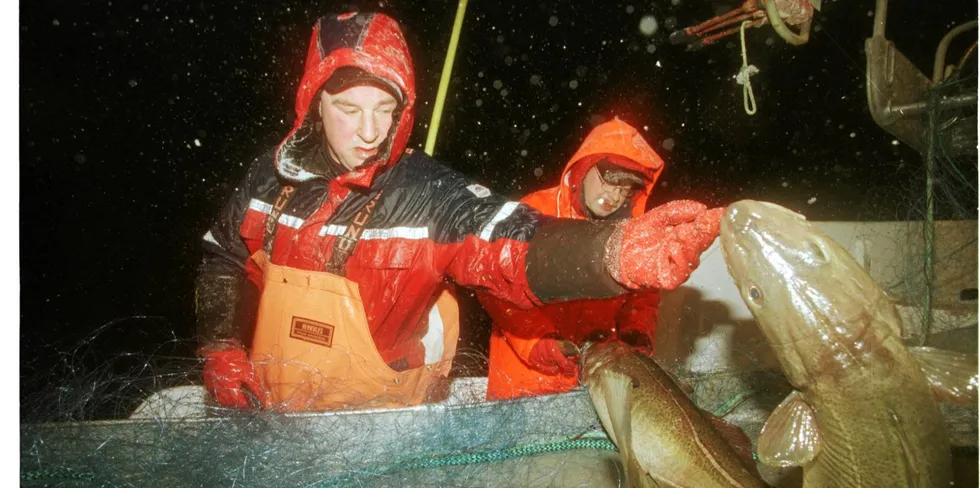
[20, 0, 977, 412]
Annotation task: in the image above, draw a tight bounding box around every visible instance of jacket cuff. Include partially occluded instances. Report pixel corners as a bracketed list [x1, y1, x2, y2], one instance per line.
[525, 218, 628, 303]
[194, 273, 251, 354]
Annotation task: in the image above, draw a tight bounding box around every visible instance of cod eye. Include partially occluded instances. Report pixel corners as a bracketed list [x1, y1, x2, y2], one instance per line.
[748, 286, 763, 303]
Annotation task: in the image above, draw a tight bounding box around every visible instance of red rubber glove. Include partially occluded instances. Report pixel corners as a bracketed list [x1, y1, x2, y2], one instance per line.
[606, 200, 723, 290]
[526, 335, 579, 377]
[201, 344, 266, 409]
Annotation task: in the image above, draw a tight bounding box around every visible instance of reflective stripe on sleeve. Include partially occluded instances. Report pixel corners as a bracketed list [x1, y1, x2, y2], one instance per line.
[479, 201, 519, 241]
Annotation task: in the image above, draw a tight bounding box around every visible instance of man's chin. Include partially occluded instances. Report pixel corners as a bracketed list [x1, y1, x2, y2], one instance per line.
[341, 158, 367, 171]
[589, 207, 614, 218]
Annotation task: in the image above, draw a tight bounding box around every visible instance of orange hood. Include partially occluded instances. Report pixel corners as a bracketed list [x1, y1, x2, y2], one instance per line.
[526, 118, 664, 219]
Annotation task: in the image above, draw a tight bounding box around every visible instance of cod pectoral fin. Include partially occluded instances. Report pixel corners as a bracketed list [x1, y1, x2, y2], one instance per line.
[908, 346, 979, 405]
[757, 391, 821, 468]
[600, 371, 648, 487]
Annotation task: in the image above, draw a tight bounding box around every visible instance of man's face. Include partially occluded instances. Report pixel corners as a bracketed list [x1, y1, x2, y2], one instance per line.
[319, 85, 398, 171]
[582, 166, 632, 218]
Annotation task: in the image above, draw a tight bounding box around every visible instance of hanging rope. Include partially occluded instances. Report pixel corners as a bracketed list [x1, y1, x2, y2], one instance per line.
[735, 21, 759, 115]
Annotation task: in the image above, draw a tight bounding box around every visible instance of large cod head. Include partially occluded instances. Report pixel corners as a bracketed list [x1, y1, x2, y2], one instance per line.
[719, 200, 903, 390]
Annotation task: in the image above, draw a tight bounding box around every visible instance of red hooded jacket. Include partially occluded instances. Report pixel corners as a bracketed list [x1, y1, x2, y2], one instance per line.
[196, 13, 557, 371]
[478, 119, 666, 400]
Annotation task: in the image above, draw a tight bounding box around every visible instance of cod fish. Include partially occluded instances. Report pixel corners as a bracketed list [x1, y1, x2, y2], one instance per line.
[581, 340, 769, 488]
[720, 200, 978, 487]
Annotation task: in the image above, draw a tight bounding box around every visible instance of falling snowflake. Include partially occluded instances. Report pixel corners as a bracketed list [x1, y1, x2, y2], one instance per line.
[639, 16, 658, 36]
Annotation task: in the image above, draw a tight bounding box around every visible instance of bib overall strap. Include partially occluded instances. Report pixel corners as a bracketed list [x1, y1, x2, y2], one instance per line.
[262, 185, 297, 254]
[324, 189, 384, 276]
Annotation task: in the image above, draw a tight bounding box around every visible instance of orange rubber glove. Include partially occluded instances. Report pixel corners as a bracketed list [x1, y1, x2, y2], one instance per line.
[615, 292, 660, 356]
[201, 344, 265, 409]
[606, 200, 723, 290]
[617, 329, 654, 356]
[526, 335, 579, 377]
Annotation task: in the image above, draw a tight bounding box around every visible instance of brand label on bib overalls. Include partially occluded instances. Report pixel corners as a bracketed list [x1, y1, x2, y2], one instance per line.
[290, 317, 335, 347]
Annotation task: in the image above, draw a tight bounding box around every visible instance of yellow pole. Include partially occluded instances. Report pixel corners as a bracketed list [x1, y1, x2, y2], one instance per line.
[424, 0, 469, 156]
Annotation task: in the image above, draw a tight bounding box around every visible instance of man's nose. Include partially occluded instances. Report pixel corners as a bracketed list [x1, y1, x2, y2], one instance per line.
[358, 113, 380, 143]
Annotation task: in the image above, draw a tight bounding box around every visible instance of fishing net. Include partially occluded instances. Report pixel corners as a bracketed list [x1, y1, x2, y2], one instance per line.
[20, 319, 623, 487]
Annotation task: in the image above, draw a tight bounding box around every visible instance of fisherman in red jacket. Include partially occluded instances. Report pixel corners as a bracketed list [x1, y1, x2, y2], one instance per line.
[196, 12, 722, 412]
[478, 119, 667, 400]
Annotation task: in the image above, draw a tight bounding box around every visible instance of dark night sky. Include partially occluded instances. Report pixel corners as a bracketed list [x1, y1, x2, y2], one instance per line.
[18, 1, 978, 411]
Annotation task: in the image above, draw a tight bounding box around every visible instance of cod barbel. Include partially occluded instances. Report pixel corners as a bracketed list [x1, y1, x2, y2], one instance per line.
[720, 200, 977, 487]
[581, 341, 768, 488]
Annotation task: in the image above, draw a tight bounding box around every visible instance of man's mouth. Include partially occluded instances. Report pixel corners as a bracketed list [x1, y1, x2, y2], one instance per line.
[597, 198, 616, 211]
[355, 147, 378, 159]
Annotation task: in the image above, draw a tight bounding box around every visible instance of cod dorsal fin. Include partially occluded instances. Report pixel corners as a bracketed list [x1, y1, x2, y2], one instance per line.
[758, 391, 821, 467]
[908, 346, 979, 406]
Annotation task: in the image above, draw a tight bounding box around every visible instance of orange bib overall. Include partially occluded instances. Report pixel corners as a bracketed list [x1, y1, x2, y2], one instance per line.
[249, 251, 459, 412]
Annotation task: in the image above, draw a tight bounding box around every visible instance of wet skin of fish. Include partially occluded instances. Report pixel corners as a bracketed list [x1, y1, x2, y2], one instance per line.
[581, 340, 768, 488]
[720, 200, 978, 487]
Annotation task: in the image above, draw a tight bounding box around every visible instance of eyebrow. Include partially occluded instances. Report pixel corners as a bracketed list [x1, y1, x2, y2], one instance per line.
[332, 98, 398, 109]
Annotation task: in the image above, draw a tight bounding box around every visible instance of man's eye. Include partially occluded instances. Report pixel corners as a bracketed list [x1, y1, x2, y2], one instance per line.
[342, 108, 359, 115]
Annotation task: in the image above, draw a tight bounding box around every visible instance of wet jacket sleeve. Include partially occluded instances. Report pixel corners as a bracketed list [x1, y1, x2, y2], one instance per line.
[194, 159, 261, 352]
[477, 291, 558, 364]
[427, 175, 546, 308]
[431, 178, 626, 307]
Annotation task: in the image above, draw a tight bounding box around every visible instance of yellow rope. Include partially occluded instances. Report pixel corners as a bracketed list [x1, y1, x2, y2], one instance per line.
[424, 0, 469, 156]
[736, 21, 759, 115]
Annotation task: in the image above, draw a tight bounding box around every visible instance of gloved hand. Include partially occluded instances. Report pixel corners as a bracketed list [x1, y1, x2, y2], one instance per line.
[201, 343, 265, 409]
[526, 335, 580, 377]
[605, 200, 723, 290]
[618, 329, 654, 356]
